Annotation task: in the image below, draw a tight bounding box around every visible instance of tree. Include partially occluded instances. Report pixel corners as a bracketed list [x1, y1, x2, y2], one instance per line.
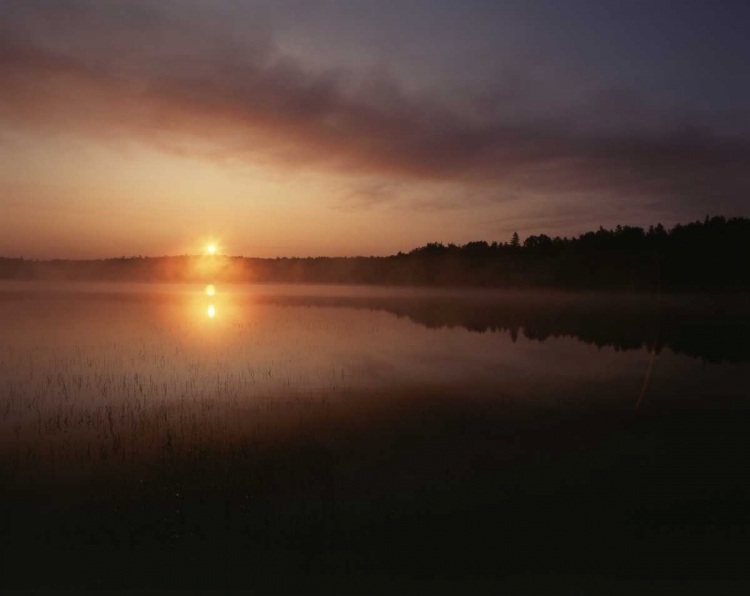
[510, 232, 520, 248]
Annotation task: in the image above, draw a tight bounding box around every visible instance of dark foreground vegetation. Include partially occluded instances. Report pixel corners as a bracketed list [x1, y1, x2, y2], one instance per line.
[2, 216, 749, 290]
[2, 390, 749, 594]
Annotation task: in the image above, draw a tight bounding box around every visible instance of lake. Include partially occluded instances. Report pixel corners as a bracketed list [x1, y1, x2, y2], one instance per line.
[1, 282, 749, 593]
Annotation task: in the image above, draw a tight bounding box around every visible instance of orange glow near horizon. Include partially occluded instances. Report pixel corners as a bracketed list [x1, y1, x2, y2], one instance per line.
[205, 284, 216, 296]
[207, 244, 217, 255]
[0, 136, 479, 260]
[0, 134, 542, 261]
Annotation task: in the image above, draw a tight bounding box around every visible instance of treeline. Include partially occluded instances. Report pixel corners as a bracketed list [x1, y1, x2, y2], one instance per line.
[1, 216, 749, 290]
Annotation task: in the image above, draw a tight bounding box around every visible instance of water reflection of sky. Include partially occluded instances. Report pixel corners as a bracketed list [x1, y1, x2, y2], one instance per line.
[0, 284, 747, 410]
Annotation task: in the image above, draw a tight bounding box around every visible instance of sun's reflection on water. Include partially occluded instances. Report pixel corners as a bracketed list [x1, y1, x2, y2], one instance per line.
[204, 282, 217, 319]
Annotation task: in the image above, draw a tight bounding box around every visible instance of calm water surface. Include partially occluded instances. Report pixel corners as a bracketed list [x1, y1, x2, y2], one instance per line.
[1, 282, 747, 404]
[1, 281, 747, 455]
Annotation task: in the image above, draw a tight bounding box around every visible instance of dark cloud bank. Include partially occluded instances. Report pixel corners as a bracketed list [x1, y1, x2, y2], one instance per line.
[1, 0, 748, 223]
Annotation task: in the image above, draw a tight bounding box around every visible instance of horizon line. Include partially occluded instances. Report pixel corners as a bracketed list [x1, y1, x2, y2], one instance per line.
[1, 215, 746, 262]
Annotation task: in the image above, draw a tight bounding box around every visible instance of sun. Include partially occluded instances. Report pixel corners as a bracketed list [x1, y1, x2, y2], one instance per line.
[206, 244, 217, 255]
[207, 304, 216, 318]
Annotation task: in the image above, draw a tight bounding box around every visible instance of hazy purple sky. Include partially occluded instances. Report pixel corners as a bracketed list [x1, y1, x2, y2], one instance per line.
[1, 0, 748, 257]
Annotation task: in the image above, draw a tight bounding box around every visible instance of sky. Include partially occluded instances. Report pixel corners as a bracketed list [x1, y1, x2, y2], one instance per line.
[1, 0, 748, 258]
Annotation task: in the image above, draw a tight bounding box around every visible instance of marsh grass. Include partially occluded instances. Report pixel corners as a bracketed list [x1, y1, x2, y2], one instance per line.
[3, 377, 749, 593]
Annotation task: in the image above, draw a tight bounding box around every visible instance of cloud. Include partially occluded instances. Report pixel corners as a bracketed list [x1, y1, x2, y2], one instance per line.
[337, 182, 402, 211]
[0, 0, 748, 219]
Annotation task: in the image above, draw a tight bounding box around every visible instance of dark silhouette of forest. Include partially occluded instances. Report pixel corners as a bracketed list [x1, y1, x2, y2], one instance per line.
[2, 216, 749, 290]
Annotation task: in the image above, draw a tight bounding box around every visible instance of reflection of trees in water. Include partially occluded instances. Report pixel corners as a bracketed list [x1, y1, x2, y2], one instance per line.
[260, 294, 750, 364]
